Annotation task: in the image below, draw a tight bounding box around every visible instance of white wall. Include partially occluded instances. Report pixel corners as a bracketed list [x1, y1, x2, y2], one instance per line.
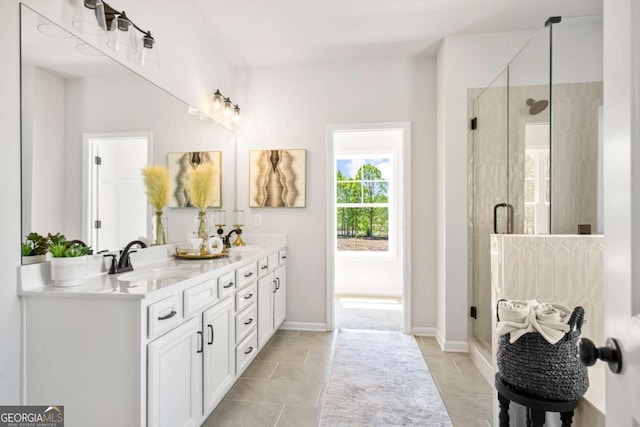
[21, 66, 65, 235]
[436, 23, 603, 349]
[0, 0, 236, 404]
[237, 57, 437, 330]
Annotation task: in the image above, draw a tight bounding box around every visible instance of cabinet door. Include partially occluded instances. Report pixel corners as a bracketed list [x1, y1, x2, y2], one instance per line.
[274, 265, 286, 330]
[203, 298, 235, 415]
[257, 274, 275, 347]
[148, 317, 201, 427]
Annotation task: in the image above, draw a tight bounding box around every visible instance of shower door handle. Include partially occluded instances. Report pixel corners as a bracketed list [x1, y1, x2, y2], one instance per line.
[493, 203, 514, 234]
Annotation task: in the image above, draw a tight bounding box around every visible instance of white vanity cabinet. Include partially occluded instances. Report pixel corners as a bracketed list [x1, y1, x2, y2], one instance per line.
[20, 244, 287, 427]
[257, 253, 287, 348]
[148, 317, 202, 427]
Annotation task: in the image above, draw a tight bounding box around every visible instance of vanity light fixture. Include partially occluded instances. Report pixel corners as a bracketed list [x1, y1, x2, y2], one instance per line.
[212, 90, 241, 123]
[213, 90, 224, 110]
[223, 97, 233, 116]
[72, 0, 160, 67]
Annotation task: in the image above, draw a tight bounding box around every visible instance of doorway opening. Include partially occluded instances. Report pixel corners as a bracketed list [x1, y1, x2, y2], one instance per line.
[326, 123, 411, 333]
[82, 132, 152, 253]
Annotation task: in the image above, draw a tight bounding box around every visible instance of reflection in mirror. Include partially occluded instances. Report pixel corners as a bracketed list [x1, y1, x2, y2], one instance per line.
[20, 5, 236, 262]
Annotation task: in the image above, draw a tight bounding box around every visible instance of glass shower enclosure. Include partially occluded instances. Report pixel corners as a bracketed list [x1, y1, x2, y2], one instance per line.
[468, 15, 603, 357]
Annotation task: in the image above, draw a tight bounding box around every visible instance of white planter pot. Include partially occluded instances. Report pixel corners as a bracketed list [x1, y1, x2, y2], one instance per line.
[51, 256, 88, 287]
[22, 254, 49, 265]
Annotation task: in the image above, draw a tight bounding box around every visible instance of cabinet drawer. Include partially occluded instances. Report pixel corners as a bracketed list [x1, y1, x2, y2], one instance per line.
[268, 253, 279, 271]
[257, 257, 269, 277]
[235, 304, 257, 343]
[236, 282, 257, 313]
[183, 279, 217, 318]
[279, 249, 287, 264]
[217, 271, 236, 299]
[236, 330, 258, 375]
[148, 295, 182, 339]
[236, 262, 257, 289]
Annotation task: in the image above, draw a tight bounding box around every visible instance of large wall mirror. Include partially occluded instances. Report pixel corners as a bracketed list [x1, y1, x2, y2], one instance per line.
[20, 5, 236, 263]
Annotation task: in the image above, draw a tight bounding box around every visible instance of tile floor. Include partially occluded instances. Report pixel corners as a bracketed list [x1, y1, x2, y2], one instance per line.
[203, 330, 493, 427]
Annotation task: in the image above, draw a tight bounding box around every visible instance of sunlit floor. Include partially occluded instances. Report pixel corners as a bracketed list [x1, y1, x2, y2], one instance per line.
[334, 295, 402, 331]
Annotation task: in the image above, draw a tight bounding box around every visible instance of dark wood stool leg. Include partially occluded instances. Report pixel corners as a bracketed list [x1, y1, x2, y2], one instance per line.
[560, 410, 574, 427]
[497, 392, 510, 427]
[530, 408, 546, 427]
[526, 407, 532, 427]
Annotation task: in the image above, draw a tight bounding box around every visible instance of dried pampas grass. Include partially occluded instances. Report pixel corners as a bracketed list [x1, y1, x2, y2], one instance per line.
[186, 163, 217, 211]
[142, 165, 170, 211]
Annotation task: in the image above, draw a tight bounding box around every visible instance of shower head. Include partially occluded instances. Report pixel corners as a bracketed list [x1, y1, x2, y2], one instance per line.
[526, 98, 549, 115]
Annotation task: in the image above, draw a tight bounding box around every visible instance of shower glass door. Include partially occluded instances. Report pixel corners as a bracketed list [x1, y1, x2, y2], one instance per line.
[470, 68, 509, 355]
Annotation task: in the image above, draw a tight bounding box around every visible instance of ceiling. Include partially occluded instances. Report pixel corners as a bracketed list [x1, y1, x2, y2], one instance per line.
[188, 0, 602, 68]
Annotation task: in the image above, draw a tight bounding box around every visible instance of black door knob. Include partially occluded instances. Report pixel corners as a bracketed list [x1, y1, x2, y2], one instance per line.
[578, 337, 623, 374]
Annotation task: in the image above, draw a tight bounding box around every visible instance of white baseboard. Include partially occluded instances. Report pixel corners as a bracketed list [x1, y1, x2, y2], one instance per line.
[411, 327, 437, 336]
[434, 329, 469, 352]
[279, 321, 328, 332]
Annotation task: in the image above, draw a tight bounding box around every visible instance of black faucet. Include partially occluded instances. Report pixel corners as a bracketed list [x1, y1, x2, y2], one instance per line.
[224, 228, 241, 248]
[118, 240, 148, 272]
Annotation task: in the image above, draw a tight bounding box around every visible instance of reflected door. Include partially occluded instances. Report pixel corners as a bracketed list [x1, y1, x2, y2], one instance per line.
[85, 133, 150, 252]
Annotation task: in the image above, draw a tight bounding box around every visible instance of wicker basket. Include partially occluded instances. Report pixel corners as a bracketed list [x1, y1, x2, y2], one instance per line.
[496, 305, 589, 401]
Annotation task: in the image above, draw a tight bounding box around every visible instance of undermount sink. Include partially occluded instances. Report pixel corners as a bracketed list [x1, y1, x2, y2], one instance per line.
[228, 245, 268, 253]
[117, 267, 196, 282]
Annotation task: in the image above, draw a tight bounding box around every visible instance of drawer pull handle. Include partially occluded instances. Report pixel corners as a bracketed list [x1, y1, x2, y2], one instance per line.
[158, 310, 177, 321]
[244, 318, 254, 325]
[275, 277, 281, 290]
[208, 324, 214, 345]
[223, 282, 234, 289]
[281, 255, 287, 259]
[244, 272, 254, 278]
[273, 280, 277, 293]
[244, 293, 254, 300]
[244, 346, 254, 355]
[197, 331, 203, 354]
[261, 265, 268, 270]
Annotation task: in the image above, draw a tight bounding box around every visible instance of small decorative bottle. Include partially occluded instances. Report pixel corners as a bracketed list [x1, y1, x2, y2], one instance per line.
[152, 211, 168, 245]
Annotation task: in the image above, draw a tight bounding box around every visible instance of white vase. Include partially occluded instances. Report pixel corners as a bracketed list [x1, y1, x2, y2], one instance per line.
[22, 254, 49, 265]
[51, 256, 88, 287]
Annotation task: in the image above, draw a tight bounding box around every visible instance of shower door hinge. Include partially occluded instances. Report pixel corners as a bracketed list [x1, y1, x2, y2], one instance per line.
[94, 156, 102, 165]
[94, 220, 102, 229]
[470, 117, 477, 130]
[470, 306, 477, 319]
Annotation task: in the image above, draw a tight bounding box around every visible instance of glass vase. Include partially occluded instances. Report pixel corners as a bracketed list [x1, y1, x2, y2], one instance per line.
[194, 210, 209, 239]
[152, 211, 168, 245]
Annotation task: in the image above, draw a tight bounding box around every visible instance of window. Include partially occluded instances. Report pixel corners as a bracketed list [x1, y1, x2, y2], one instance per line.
[336, 157, 391, 253]
[524, 150, 550, 234]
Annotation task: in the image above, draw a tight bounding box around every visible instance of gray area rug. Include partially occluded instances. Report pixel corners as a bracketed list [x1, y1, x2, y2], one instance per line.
[320, 330, 452, 426]
[335, 297, 402, 331]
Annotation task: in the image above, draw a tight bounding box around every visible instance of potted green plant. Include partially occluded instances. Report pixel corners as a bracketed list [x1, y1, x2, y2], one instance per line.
[21, 232, 50, 264]
[48, 233, 91, 287]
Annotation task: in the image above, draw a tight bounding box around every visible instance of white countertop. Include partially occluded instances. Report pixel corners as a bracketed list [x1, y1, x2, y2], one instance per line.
[18, 243, 286, 299]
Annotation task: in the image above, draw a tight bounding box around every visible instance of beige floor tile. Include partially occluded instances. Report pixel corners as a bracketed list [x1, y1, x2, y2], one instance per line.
[440, 392, 493, 421]
[417, 337, 445, 355]
[242, 360, 278, 379]
[423, 355, 462, 376]
[256, 345, 310, 363]
[433, 370, 492, 395]
[451, 418, 491, 427]
[270, 361, 331, 382]
[316, 382, 327, 407]
[305, 348, 334, 365]
[454, 358, 486, 376]
[267, 335, 335, 352]
[202, 400, 283, 427]
[225, 378, 323, 406]
[275, 329, 300, 336]
[276, 405, 321, 427]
